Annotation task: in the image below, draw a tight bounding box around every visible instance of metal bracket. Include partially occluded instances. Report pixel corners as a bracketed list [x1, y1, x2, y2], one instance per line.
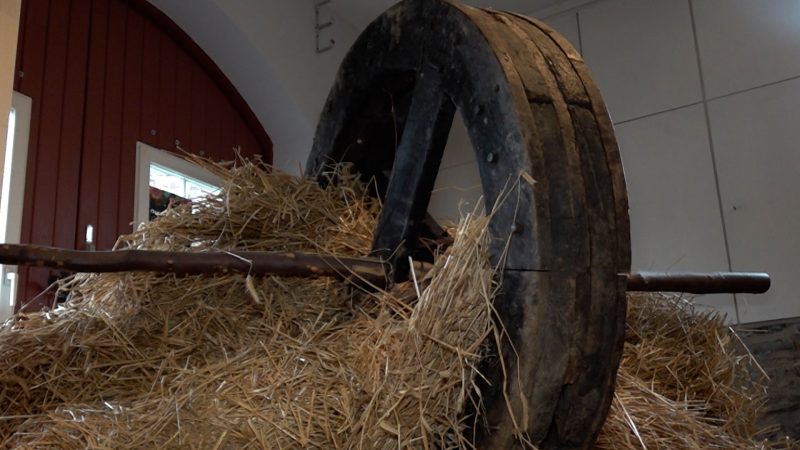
[315, 0, 335, 54]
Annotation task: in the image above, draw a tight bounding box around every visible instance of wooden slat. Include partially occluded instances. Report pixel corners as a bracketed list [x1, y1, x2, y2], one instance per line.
[25, 0, 72, 309]
[508, 13, 627, 448]
[17, 0, 52, 306]
[242, 125, 261, 160]
[12, 0, 28, 92]
[189, 66, 208, 156]
[96, 0, 126, 250]
[204, 87, 223, 161]
[156, 36, 177, 151]
[77, 0, 110, 252]
[30, 0, 71, 247]
[139, 18, 159, 148]
[53, 0, 92, 251]
[218, 97, 237, 158]
[173, 50, 192, 152]
[117, 8, 145, 236]
[233, 120, 245, 157]
[514, 12, 632, 273]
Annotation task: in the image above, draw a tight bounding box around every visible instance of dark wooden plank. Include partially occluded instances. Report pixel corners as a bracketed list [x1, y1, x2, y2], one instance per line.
[370, 67, 455, 280]
[156, 35, 177, 151]
[16, 0, 52, 306]
[172, 49, 192, 152]
[23, 0, 73, 310]
[242, 125, 261, 160]
[204, 86, 223, 160]
[30, 0, 71, 247]
[233, 117, 247, 158]
[117, 8, 145, 236]
[457, 7, 593, 446]
[12, 0, 28, 92]
[218, 97, 237, 158]
[139, 17, 159, 148]
[52, 0, 92, 251]
[512, 12, 631, 272]
[491, 13, 624, 448]
[96, 0, 126, 250]
[77, 0, 110, 252]
[16, 0, 48, 98]
[478, 270, 578, 448]
[499, 13, 628, 448]
[489, 25, 598, 431]
[189, 66, 208, 156]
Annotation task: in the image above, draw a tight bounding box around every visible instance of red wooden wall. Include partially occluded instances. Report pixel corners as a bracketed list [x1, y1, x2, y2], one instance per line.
[12, 0, 273, 311]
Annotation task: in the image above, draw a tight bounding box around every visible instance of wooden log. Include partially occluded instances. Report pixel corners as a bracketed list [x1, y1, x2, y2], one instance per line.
[626, 271, 770, 294]
[0, 244, 390, 287]
[0, 243, 770, 296]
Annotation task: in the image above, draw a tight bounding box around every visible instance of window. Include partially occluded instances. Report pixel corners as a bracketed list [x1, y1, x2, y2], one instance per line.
[133, 142, 221, 229]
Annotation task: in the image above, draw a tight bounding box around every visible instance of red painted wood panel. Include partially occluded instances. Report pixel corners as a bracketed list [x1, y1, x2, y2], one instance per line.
[173, 49, 191, 152]
[16, 0, 51, 310]
[220, 100, 238, 159]
[156, 36, 176, 151]
[139, 18, 159, 148]
[53, 0, 92, 250]
[12, 0, 28, 92]
[18, 0, 50, 246]
[30, 0, 70, 246]
[77, 0, 110, 256]
[189, 65, 208, 156]
[22, 0, 73, 311]
[96, 0, 126, 250]
[14, 0, 273, 311]
[204, 83, 223, 161]
[117, 9, 145, 236]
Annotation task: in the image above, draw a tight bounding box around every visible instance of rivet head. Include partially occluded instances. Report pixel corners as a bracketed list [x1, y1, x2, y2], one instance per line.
[174, 139, 181, 146]
[150, 129, 157, 136]
[486, 152, 496, 163]
[17, 70, 24, 78]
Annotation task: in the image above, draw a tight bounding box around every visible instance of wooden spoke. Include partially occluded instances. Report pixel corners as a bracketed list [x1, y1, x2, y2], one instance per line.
[371, 65, 456, 280]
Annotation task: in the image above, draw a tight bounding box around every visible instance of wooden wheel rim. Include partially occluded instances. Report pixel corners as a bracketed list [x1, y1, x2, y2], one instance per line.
[305, 1, 631, 448]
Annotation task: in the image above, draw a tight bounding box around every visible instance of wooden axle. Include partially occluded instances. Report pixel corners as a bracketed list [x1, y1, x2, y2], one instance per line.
[0, 244, 770, 294]
[625, 271, 770, 294]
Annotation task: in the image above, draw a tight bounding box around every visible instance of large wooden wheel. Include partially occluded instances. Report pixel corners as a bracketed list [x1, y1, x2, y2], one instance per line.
[305, 0, 631, 448]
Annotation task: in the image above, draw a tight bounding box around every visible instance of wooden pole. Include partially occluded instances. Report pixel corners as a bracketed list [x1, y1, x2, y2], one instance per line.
[625, 271, 770, 294]
[0, 244, 390, 287]
[0, 244, 770, 294]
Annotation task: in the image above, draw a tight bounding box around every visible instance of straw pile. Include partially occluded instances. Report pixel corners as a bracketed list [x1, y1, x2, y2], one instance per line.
[0, 158, 493, 449]
[0, 157, 795, 449]
[598, 294, 797, 449]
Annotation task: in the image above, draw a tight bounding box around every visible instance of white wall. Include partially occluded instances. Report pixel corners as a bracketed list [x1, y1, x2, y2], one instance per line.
[582, 0, 800, 324]
[434, 0, 800, 324]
